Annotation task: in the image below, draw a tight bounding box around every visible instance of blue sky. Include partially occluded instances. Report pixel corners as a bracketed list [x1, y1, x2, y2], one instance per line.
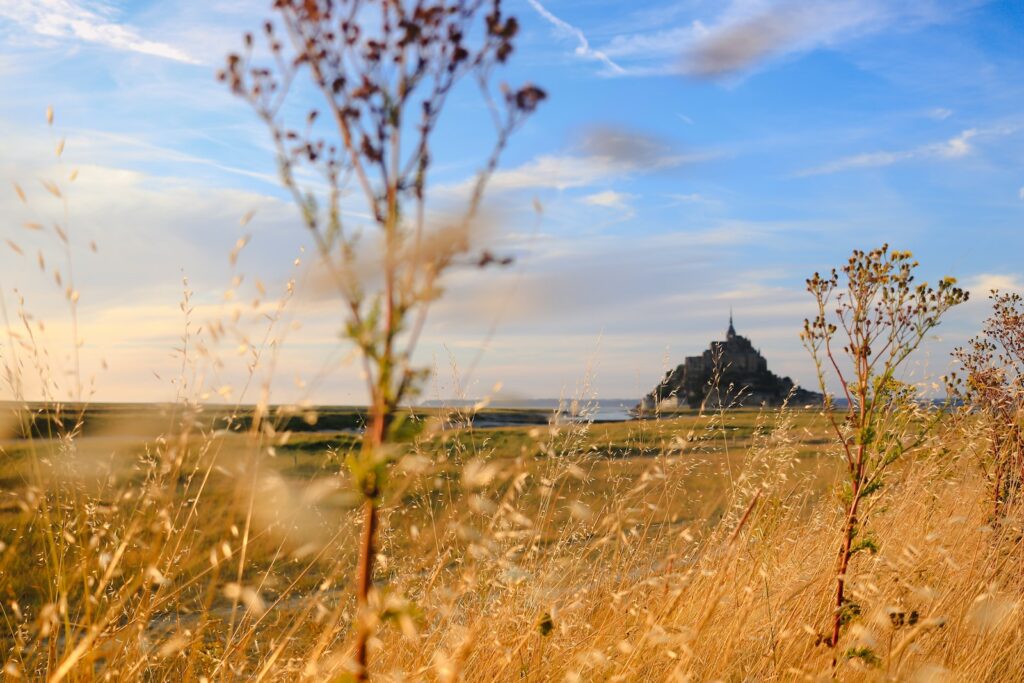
[1, 0, 1023, 403]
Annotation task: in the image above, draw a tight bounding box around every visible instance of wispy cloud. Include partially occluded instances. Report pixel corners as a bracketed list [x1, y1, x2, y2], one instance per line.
[576, 126, 694, 168]
[442, 155, 621, 195]
[599, 0, 981, 79]
[683, 1, 881, 78]
[797, 126, 1014, 176]
[601, 24, 698, 72]
[582, 190, 633, 210]
[438, 128, 715, 199]
[438, 150, 713, 199]
[0, 0, 200, 64]
[928, 107, 954, 120]
[69, 127, 282, 186]
[668, 192, 712, 204]
[941, 128, 978, 157]
[525, 0, 626, 75]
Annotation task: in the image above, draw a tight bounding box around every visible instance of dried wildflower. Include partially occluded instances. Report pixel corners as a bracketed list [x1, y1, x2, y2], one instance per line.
[951, 291, 1024, 520]
[802, 245, 967, 651]
[223, 3, 543, 678]
[537, 611, 554, 636]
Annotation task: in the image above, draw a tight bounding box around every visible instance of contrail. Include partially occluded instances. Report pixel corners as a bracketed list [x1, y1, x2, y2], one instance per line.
[525, 0, 627, 75]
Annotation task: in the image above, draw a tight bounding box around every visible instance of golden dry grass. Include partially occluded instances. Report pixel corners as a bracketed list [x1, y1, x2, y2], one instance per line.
[3, 401, 1023, 681]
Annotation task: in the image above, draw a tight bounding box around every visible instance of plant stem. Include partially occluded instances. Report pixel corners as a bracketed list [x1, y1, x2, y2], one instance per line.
[355, 398, 389, 679]
[355, 496, 379, 680]
[831, 490, 861, 650]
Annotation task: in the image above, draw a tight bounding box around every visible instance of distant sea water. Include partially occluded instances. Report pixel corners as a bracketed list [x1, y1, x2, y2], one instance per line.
[419, 398, 638, 424]
[414, 396, 965, 430]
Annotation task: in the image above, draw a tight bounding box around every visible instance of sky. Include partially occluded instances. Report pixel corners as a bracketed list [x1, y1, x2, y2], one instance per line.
[1, 0, 1023, 405]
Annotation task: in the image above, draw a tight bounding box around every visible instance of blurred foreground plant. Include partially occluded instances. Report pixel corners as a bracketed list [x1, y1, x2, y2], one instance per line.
[801, 245, 967, 658]
[221, 0, 543, 677]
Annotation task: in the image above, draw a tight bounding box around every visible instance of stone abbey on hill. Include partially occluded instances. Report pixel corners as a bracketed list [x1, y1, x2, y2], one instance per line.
[638, 316, 823, 411]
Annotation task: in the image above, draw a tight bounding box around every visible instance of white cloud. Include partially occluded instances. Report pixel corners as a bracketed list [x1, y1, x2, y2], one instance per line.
[668, 192, 711, 204]
[1017, 186, 1024, 200]
[525, 0, 626, 75]
[0, 0, 200, 64]
[0, 159, 310, 401]
[438, 146, 712, 199]
[0, 124, 303, 325]
[603, 24, 699, 63]
[421, 228, 846, 399]
[598, 0, 980, 79]
[800, 149, 913, 175]
[964, 273, 1024, 295]
[438, 154, 618, 197]
[684, 1, 882, 77]
[798, 126, 1014, 176]
[0, 140, 403, 404]
[69, 127, 283, 187]
[928, 107, 954, 120]
[938, 128, 977, 158]
[582, 190, 633, 210]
